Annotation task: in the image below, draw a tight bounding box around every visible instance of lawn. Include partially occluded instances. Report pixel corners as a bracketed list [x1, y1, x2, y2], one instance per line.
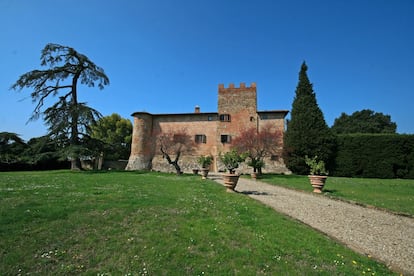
[259, 174, 414, 216]
[0, 170, 395, 275]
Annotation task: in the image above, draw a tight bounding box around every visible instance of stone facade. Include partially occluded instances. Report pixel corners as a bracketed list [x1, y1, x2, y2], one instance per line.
[126, 82, 289, 174]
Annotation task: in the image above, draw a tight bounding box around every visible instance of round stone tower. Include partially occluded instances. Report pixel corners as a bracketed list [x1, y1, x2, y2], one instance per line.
[125, 112, 153, 170]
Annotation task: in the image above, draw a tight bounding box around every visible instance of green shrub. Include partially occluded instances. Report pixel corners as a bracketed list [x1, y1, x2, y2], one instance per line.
[305, 156, 328, 175]
[197, 155, 213, 168]
[332, 134, 414, 179]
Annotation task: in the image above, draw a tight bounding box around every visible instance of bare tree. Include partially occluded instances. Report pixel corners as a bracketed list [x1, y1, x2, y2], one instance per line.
[157, 130, 195, 175]
[232, 125, 283, 174]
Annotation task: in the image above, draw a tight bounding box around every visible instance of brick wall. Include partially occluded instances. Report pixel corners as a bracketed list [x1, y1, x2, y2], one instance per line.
[126, 82, 290, 174]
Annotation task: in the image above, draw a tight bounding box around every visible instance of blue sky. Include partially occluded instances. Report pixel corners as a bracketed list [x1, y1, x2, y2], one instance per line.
[1, 0, 413, 140]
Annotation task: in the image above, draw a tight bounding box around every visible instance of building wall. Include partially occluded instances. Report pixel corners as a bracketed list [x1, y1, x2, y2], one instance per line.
[150, 113, 219, 173]
[125, 112, 153, 170]
[217, 83, 258, 155]
[126, 83, 290, 174]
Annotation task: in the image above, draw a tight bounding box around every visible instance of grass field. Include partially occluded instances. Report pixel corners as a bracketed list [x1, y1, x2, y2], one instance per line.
[0, 170, 396, 275]
[259, 174, 414, 216]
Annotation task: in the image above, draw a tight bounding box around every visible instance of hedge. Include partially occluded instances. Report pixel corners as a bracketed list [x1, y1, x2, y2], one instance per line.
[332, 134, 414, 179]
[0, 159, 70, 172]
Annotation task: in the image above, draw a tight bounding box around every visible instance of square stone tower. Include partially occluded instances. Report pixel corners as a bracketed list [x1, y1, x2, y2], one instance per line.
[217, 82, 258, 152]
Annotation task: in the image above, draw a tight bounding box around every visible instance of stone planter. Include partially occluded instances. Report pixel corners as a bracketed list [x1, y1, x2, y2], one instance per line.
[308, 175, 328, 193]
[200, 168, 209, 179]
[222, 173, 240, 192]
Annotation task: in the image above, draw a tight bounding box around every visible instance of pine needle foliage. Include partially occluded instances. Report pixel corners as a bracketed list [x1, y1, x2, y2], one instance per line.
[283, 62, 335, 174]
[11, 43, 109, 169]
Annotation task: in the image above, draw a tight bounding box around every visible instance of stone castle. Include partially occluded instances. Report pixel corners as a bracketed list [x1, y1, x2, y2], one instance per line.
[126, 82, 289, 173]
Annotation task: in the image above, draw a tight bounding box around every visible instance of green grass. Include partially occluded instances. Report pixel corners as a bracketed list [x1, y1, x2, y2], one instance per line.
[0, 170, 395, 275]
[259, 174, 414, 216]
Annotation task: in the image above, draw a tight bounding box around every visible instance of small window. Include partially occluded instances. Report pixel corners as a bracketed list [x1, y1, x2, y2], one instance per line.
[219, 114, 231, 122]
[195, 134, 206, 144]
[221, 135, 231, 143]
[270, 155, 278, 161]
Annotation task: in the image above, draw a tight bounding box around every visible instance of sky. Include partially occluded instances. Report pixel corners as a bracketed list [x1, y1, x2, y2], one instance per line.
[1, 0, 413, 141]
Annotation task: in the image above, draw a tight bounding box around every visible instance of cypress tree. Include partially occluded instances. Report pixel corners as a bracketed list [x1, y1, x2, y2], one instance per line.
[283, 62, 335, 174]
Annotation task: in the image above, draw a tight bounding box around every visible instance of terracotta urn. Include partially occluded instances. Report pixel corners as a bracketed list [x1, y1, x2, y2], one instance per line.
[308, 175, 328, 193]
[222, 173, 240, 192]
[250, 172, 259, 180]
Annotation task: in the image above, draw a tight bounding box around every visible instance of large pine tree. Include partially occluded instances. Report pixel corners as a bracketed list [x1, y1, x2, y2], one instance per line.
[11, 43, 109, 170]
[283, 62, 335, 174]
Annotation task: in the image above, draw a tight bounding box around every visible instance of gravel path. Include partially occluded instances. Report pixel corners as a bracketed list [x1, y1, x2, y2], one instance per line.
[211, 175, 414, 275]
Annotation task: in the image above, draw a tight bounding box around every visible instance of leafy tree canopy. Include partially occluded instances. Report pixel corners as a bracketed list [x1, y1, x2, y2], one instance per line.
[0, 132, 27, 164]
[0, 133, 73, 170]
[331, 109, 397, 134]
[24, 135, 62, 164]
[89, 113, 132, 160]
[232, 125, 283, 173]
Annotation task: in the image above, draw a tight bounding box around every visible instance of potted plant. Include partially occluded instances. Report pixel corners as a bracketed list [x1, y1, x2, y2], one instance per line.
[219, 150, 246, 191]
[305, 155, 328, 193]
[197, 155, 213, 179]
[247, 158, 264, 180]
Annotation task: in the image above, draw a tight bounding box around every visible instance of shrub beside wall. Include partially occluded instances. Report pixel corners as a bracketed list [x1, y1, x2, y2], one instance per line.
[0, 159, 70, 171]
[332, 134, 414, 179]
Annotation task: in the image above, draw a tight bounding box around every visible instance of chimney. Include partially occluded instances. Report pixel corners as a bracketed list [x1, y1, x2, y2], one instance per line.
[194, 105, 200, 113]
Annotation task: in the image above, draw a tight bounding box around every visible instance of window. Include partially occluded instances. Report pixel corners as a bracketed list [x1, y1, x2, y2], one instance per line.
[195, 134, 206, 144]
[219, 114, 231, 122]
[221, 135, 231, 143]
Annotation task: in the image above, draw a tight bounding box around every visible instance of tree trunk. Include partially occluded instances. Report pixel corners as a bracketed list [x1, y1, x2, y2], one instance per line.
[97, 152, 104, 170]
[161, 148, 182, 175]
[70, 71, 81, 170]
[171, 161, 182, 175]
[71, 158, 81, 170]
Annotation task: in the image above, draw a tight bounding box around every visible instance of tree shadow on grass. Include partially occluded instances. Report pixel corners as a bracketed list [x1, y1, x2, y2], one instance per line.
[240, 190, 271, 196]
[322, 189, 339, 195]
